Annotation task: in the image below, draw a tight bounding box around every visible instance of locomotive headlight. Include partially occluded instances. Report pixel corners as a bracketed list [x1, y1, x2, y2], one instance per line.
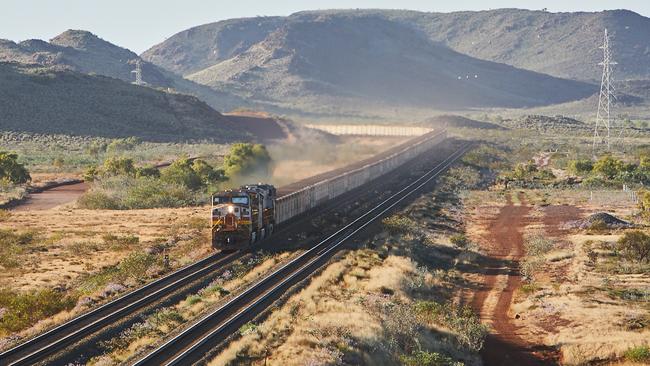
[227, 205, 234, 213]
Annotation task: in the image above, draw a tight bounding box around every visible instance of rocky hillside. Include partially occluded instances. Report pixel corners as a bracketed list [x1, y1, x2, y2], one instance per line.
[0, 30, 245, 111]
[146, 14, 595, 112]
[0, 62, 248, 142]
[144, 9, 650, 82]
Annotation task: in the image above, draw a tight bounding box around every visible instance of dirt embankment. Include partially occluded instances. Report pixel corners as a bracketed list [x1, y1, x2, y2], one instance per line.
[470, 192, 557, 365]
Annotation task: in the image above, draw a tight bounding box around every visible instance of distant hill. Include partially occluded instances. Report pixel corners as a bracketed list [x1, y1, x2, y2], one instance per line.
[144, 9, 650, 82]
[145, 14, 594, 112]
[0, 30, 246, 111]
[0, 62, 248, 142]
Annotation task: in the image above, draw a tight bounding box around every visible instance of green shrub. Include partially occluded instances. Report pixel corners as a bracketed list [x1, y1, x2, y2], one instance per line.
[382, 215, 418, 235]
[79, 176, 201, 210]
[83, 166, 99, 182]
[568, 159, 593, 175]
[102, 157, 136, 177]
[624, 345, 650, 362]
[135, 165, 160, 179]
[0, 288, 77, 335]
[0, 151, 30, 184]
[106, 137, 141, 153]
[593, 155, 624, 179]
[191, 159, 226, 184]
[617, 231, 650, 262]
[400, 351, 462, 366]
[223, 143, 272, 179]
[77, 190, 121, 209]
[160, 157, 203, 190]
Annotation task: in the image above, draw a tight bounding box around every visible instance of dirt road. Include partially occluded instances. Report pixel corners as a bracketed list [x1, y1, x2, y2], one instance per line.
[471, 192, 557, 365]
[12, 182, 88, 211]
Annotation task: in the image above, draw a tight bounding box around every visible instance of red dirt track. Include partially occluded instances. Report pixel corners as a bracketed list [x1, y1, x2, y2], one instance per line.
[11, 182, 88, 211]
[471, 192, 559, 366]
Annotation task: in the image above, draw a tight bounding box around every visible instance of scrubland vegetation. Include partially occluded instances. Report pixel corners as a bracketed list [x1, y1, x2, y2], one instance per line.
[78, 142, 271, 209]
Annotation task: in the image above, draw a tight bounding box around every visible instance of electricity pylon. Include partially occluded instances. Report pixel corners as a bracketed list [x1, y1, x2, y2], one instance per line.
[131, 59, 145, 86]
[592, 28, 617, 153]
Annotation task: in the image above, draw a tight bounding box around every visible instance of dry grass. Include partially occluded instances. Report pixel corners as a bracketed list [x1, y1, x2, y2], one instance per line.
[208, 191, 484, 366]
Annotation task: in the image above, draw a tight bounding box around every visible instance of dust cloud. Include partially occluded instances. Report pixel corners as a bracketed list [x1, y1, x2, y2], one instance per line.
[267, 136, 407, 187]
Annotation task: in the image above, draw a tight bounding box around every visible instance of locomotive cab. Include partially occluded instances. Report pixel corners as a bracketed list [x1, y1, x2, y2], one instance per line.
[211, 184, 276, 251]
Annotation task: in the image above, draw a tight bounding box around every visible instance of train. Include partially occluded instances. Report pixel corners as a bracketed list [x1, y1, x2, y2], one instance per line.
[210, 130, 447, 251]
[211, 184, 277, 250]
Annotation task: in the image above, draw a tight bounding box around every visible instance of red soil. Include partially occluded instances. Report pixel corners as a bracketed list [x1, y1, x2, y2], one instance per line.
[471, 192, 559, 366]
[12, 182, 88, 211]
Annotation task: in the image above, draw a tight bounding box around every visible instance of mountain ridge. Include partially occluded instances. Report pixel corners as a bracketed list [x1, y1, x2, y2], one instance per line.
[143, 9, 650, 82]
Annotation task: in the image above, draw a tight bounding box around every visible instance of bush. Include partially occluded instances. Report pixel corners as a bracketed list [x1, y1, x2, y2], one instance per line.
[106, 137, 141, 153]
[0, 151, 30, 184]
[136, 165, 160, 179]
[625, 345, 650, 362]
[450, 234, 469, 249]
[617, 231, 650, 262]
[568, 159, 593, 175]
[102, 157, 136, 177]
[400, 351, 462, 366]
[0, 288, 77, 334]
[593, 155, 624, 179]
[414, 301, 488, 352]
[121, 177, 199, 209]
[382, 215, 418, 235]
[223, 143, 272, 179]
[78, 176, 201, 210]
[116, 252, 157, 283]
[83, 166, 99, 182]
[77, 190, 121, 209]
[160, 157, 203, 190]
[0, 229, 39, 268]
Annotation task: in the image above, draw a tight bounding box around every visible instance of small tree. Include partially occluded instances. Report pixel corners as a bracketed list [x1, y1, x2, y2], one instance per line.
[160, 157, 202, 190]
[511, 162, 537, 180]
[223, 143, 273, 178]
[191, 159, 226, 184]
[593, 155, 624, 179]
[617, 230, 650, 262]
[0, 151, 31, 184]
[102, 157, 136, 177]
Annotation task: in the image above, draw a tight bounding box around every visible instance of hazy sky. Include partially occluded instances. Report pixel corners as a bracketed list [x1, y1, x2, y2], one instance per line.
[2, 0, 649, 53]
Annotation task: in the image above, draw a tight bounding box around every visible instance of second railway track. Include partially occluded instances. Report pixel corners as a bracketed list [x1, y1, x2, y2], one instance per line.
[134, 143, 472, 366]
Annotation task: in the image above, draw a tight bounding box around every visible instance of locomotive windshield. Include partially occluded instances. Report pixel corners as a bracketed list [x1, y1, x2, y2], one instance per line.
[232, 196, 249, 204]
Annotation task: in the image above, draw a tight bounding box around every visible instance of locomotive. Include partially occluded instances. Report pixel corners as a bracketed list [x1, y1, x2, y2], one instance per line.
[211, 184, 277, 250]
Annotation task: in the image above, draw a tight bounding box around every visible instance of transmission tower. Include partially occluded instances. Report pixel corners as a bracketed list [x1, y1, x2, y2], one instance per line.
[592, 28, 617, 153]
[131, 59, 144, 86]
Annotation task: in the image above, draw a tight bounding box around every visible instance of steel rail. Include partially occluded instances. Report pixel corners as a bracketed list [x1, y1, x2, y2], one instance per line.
[1, 250, 243, 366]
[134, 143, 471, 366]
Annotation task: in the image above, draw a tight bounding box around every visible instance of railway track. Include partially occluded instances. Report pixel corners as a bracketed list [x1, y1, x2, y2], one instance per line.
[0, 135, 457, 366]
[133, 143, 471, 366]
[0, 251, 244, 366]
